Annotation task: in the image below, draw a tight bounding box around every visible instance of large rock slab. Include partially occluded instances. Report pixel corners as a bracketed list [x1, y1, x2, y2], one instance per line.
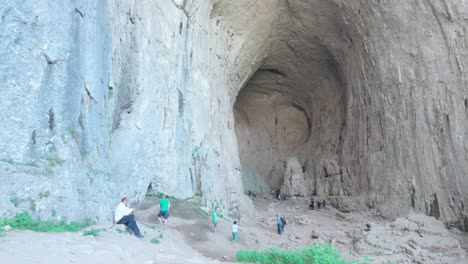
[356, 214, 467, 263]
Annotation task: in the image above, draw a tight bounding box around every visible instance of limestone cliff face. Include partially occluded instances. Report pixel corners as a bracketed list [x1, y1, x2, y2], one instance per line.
[0, 0, 253, 222]
[0, 0, 467, 229]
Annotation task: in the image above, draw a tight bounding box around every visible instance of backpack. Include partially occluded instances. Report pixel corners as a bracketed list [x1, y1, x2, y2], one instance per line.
[281, 217, 286, 226]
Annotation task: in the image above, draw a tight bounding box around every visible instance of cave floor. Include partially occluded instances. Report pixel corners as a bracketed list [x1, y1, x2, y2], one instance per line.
[136, 195, 390, 262]
[0, 196, 465, 264]
[137, 194, 468, 263]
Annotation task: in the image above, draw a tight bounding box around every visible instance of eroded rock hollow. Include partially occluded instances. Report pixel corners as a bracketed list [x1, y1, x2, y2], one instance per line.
[0, 0, 467, 230]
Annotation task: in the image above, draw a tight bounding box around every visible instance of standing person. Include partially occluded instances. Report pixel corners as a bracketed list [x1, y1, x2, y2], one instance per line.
[322, 200, 328, 209]
[211, 210, 219, 233]
[114, 197, 143, 238]
[157, 195, 170, 228]
[232, 221, 238, 244]
[292, 195, 297, 206]
[280, 215, 286, 234]
[276, 214, 283, 235]
[309, 197, 315, 210]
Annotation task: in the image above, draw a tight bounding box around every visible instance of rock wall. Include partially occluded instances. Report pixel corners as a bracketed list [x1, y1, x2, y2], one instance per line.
[232, 0, 468, 228]
[0, 0, 254, 222]
[0, 0, 467, 230]
[0, 0, 113, 220]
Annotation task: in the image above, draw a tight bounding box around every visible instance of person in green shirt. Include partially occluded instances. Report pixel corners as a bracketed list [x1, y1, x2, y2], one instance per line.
[211, 211, 219, 233]
[157, 195, 170, 228]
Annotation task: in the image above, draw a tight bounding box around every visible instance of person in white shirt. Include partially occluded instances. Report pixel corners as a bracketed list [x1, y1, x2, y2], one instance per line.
[232, 220, 238, 244]
[114, 197, 143, 238]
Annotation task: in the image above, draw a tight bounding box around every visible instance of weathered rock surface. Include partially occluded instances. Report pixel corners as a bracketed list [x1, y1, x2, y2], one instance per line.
[280, 157, 308, 196]
[232, 0, 468, 229]
[356, 214, 467, 263]
[0, 0, 467, 232]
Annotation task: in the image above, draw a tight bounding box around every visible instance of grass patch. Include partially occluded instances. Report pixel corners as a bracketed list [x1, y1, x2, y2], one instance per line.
[45, 156, 65, 166]
[1, 158, 15, 165]
[83, 228, 106, 237]
[235, 244, 371, 264]
[17, 160, 39, 167]
[0, 211, 91, 233]
[150, 238, 160, 244]
[116, 227, 124, 233]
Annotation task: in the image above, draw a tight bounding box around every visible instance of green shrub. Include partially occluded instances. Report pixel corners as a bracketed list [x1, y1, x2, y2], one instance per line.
[83, 228, 106, 237]
[235, 244, 371, 264]
[80, 150, 88, 159]
[1, 158, 15, 165]
[48, 144, 57, 152]
[10, 197, 22, 207]
[70, 129, 79, 141]
[39, 191, 50, 199]
[0, 211, 91, 233]
[150, 238, 160, 244]
[61, 134, 68, 145]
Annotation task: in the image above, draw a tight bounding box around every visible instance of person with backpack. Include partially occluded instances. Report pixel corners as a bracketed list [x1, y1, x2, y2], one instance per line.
[276, 214, 283, 235]
[309, 197, 315, 210]
[280, 215, 287, 234]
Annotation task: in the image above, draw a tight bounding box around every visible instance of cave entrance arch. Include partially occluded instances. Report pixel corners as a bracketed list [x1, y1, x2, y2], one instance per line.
[234, 37, 346, 196]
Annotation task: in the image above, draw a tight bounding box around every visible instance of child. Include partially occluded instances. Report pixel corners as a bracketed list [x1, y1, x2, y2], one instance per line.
[232, 220, 238, 244]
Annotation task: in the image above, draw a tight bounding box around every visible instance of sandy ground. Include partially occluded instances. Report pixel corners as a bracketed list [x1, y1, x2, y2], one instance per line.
[1, 194, 466, 263]
[0, 223, 219, 264]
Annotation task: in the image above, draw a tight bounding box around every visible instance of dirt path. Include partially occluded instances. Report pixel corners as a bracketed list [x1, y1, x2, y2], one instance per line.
[136, 195, 389, 262]
[138, 194, 467, 263]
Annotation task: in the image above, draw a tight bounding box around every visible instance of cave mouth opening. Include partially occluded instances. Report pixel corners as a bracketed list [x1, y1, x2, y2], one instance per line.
[234, 37, 347, 197]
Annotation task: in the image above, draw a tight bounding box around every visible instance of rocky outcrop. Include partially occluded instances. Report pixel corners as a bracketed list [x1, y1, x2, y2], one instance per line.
[280, 157, 308, 196]
[356, 214, 467, 263]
